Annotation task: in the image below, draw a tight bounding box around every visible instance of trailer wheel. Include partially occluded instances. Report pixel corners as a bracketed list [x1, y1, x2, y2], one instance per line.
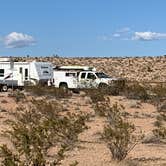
[2, 85, 8, 92]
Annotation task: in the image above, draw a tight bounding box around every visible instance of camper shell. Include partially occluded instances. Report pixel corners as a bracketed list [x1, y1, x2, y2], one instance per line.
[0, 58, 53, 91]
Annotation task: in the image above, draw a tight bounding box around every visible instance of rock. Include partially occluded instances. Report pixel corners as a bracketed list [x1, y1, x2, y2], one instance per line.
[79, 91, 86, 97]
[129, 100, 142, 108]
[84, 96, 92, 104]
[142, 132, 160, 144]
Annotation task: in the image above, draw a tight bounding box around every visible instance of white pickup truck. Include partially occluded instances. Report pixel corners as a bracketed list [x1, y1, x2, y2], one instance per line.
[52, 66, 125, 90]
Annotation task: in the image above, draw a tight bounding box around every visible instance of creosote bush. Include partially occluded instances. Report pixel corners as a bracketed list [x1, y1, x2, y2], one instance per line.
[8, 90, 25, 103]
[123, 82, 149, 101]
[0, 99, 88, 165]
[25, 85, 72, 98]
[84, 89, 105, 103]
[153, 113, 166, 141]
[152, 93, 166, 142]
[84, 81, 126, 103]
[152, 84, 166, 99]
[149, 84, 166, 107]
[93, 97, 110, 116]
[102, 101, 137, 161]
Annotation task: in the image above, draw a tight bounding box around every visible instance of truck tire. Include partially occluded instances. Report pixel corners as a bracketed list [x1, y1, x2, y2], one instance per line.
[59, 83, 68, 92]
[98, 83, 108, 89]
[2, 85, 8, 92]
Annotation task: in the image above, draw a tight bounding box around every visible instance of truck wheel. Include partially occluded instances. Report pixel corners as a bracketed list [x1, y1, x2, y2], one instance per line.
[98, 83, 108, 89]
[59, 83, 68, 92]
[72, 89, 80, 94]
[2, 85, 8, 92]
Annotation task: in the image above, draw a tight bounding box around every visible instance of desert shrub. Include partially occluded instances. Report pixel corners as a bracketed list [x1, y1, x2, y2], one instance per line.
[0, 99, 88, 165]
[102, 102, 137, 161]
[84, 89, 105, 103]
[25, 85, 71, 98]
[108, 79, 126, 96]
[93, 98, 110, 116]
[0, 145, 20, 166]
[152, 84, 166, 99]
[146, 84, 166, 106]
[157, 101, 166, 113]
[83, 80, 126, 103]
[123, 82, 149, 101]
[153, 113, 166, 140]
[84, 83, 124, 103]
[93, 97, 126, 118]
[153, 127, 166, 139]
[8, 90, 26, 103]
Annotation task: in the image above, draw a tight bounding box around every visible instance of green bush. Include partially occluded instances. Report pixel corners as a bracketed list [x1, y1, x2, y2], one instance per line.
[123, 82, 149, 101]
[85, 89, 105, 103]
[153, 127, 166, 139]
[0, 99, 88, 165]
[153, 113, 166, 140]
[152, 84, 166, 99]
[93, 100, 109, 116]
[0, 145, 20, 166]
[102, 102, 136, 161]
[8, 90, 25, 103]
[25, 85, 71, 98]
[148, 84, 166, 106]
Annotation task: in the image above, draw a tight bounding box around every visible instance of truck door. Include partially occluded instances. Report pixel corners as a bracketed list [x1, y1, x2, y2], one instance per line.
[78, 72, 87, 88]
[86, 73, 98, 88]
[79, 72, 97, 89]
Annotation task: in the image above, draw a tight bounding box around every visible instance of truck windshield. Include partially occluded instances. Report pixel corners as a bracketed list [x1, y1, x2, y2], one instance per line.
[95, 72, 110, 78]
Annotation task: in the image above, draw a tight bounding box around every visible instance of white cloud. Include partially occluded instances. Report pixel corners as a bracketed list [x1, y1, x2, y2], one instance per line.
[98, 35, 112, 41]
[132, 31, 166, 41]
[113, 33, 121, 37]
[4, 32, 36, 48]
[117, 27, 131, 33]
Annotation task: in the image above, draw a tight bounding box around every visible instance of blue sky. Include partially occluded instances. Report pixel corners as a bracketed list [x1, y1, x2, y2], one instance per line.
[0, 0, 166, 57]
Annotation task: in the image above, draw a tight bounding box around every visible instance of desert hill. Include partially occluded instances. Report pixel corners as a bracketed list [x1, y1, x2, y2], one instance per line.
[15, 55, 166, 82]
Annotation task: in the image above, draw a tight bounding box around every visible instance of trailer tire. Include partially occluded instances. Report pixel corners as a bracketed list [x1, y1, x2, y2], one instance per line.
[2, 85, 8, 92]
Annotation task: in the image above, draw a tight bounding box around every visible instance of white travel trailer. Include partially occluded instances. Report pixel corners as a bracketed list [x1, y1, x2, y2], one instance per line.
[0, 58, 53, 91]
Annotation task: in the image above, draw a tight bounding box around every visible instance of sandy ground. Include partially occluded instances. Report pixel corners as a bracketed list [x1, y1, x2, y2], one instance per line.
[0, 92, 166, 166]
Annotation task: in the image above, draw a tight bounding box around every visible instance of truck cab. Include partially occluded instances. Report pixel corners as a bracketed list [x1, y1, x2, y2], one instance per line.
[78, 71, 119, 89]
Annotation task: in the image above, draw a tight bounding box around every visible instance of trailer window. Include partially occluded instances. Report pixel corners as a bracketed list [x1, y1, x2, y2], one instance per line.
[25, 68, 28, 80]
[0, 69, 4, 77]
[19, 67, 23, 74]
[81, 73, 86, 79]
[43, 70, 49, 74]
[41, 66, 48, 69]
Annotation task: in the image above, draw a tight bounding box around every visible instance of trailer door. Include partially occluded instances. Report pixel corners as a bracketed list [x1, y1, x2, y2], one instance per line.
[25, 68, 28, 80]
[17, 67, 29, 86]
